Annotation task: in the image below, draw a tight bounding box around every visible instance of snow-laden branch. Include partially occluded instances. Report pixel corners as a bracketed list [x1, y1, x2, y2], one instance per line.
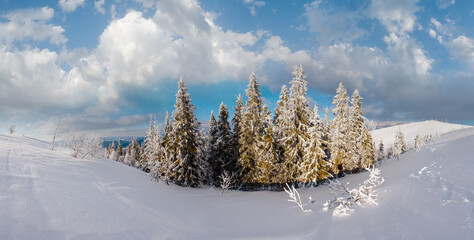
[284, 184, 312, 213]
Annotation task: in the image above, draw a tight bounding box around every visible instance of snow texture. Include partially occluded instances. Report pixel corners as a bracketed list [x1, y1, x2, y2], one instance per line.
[1, 122, 474, 239]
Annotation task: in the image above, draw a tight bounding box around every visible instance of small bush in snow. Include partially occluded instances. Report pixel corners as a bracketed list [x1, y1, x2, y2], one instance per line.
[220, 170, 236, 193]
[324, 166, 384, 216]
[284, 184, 312, 213]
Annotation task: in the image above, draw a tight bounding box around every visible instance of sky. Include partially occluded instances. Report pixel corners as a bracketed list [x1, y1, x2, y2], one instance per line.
[0, 0, 473, 140]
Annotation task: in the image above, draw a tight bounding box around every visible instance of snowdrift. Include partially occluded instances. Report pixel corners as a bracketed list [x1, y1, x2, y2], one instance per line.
[1, 124, 473, 239]
[371, 120, 472, 148]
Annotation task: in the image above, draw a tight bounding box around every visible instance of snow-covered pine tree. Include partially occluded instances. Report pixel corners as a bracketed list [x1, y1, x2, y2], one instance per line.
[393, 130, 406, 158]
[348, 89, 374, 170]
[206, 111, 219, 186]
[359, 130, 375, 169]
[108, 141, 116, 160]
[280, 65, 311, 183]
[117, 139, 124, 162]
[299, 106, 328, 185]
[160, 111, 174, 183]
[238, 72, 264, 185]
[216, 103, 235, 183]
[168, 78, 202, 187]
[196, 128, 209, 185]
[414, 134, 422, 152]
[330, 83, 350, 176]
[140, 116, 160, 172]
[273, 85, 291, 183]
[377, 140, 384, 161]
[230, 94, 244, 177]
[130, 138, 141, 168]
[322, 108, 332, 162]
[256, 105, 279, 186]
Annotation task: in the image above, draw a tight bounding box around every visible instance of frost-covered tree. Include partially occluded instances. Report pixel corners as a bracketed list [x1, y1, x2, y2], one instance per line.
[117, 139, 123, 161]
[216, 103, 235, 181]
[206, 111, 220, 186]
[330, 83, 350, 176]
[273, 85, 291, 183]
[168, 78, 202, 187]
[238, 72, 264, 184]
[256, 105, 279, 185]
[280, 65, 311, 183]
[347, 90, 375, 170]
[322, 108, 332, 162]
[141, 116, 163, 173]
[377, 140, 384, 161]
[414, 134, 422, 152]
[160, 111, 174, 183]
[393, 130, 406, 158]
[231, 94, 244, 175]
[299, 106, 328, 185]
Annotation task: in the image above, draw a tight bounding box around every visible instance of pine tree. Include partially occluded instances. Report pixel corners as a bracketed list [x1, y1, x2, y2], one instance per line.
[322, 108, 332, 162]
[377, 140, 384, 160]
[299, 106, 329, 185]
[359, 130, 375, 169]
[393, 130, 406, 158]
[141, 116, 162, 173]
[414, 134, 422, 151]
[238, 72, 264, 185]
[206, 111, 219, 186]
[216, 103, 235, 183]
[168, 78, 201, 187]
[231, 94, 244, 176]
[330, 83, 350, 176]
[160, 111, 174, 183]
[196, 128, 209, 185]
[117, 139, 123, 162]
[280, 65, 311, 183]
[256, 105, 279, 186]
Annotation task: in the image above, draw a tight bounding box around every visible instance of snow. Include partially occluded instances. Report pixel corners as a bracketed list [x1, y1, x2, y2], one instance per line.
[371, 120, 472, 149]
[1, 122, 474, 239]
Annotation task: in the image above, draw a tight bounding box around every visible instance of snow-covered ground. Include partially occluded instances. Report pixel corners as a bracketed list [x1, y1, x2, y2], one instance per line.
[370, 120, 472, 149]
[1, 123, 473, 239]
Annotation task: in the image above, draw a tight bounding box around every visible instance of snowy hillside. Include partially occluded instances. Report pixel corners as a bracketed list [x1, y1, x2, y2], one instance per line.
[371, 120, 472, 149]
[1, 128, 474, 239]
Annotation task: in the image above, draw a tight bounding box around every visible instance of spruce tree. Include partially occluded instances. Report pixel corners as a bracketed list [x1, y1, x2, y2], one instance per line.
[414, 134, 422, 151]
[160, 111, 174, 183]
[216, 103, 235, 182]
[206, 111, 219, 186]
[322, 108, 332, 162]
[238, 72, 264, 185]
[377, 140, 384, 160]
[280, 65, 311, 183]
[299, 106, 328, 185]
[330, 83, 350, 176]
[393, 130, 406, 158]
[168, 78, 201, 187]
[231, 95, 244, 171]
[256, 105, 279, 186]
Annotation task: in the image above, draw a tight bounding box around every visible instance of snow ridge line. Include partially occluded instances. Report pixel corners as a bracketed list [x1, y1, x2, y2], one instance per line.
[410, 147, 474, 231]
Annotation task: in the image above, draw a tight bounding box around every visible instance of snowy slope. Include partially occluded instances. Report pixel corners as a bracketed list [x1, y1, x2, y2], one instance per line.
[1, 128, 474, 239]
[371, 120, 472, 148]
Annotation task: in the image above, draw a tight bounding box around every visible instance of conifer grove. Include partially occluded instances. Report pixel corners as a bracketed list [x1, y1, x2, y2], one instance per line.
[107, 65, 376, 190]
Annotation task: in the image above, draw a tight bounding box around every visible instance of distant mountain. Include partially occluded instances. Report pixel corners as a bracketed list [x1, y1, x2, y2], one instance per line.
[102, 137, 145, 148]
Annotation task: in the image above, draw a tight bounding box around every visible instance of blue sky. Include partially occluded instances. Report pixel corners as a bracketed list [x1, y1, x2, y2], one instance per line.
[0, 0, 473, 140]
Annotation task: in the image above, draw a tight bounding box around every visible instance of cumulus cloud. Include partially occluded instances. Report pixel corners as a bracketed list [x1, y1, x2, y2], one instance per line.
[0, 7, 67, 46]
[436, 0, 455, 9]
[242, 0, 266, 16]
[305, 1, 366, 45]
[446, 35, 474, 66]
[94, 0, 106, 15]
[58, 0, 85, 13]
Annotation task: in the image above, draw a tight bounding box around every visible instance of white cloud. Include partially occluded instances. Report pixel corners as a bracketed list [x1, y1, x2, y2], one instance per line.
[58, 0, 85, 13]
[134, 0, 157, 9]
[305, 1, 366, 45]
[436, 0, 455, 9]
[242, 0, 266, 16]
[369, 0, 420, 35]
[446, 35, 474, 66]
[94, 0, 106, 15]
[0, 7, 67, 46]
[429, 28, 437, 38]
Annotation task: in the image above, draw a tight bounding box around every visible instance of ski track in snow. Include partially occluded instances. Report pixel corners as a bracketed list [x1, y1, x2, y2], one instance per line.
[1, 123, 474, 239]
[410, 144, 474, 231]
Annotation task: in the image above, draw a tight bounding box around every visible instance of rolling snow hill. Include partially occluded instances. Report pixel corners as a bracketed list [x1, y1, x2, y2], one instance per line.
[371, 120, 472, 149]
[1, 123, 474, 239]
